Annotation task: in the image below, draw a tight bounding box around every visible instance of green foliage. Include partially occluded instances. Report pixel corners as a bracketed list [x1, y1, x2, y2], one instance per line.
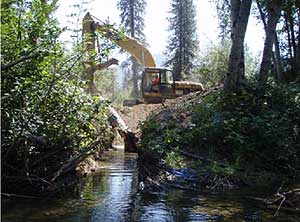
[190, 41, 260, 87]
[214, 0, 231, 41]
[140, 83, 300, 179]
[165, 151, 186, 169]
[164, 0, 198, 80]
[191, 40, 230, 87]
[117, 0, 146, 43]
[1, 0, 114, 193]
[209, 162, 235, 177]
[94, 68, 131, 105]
[244, 46, 260, 78]
[139, 113, 188, 168]
[139, 114, 164, 152]
[192, 83, 300, 176]
[95, 69, 117, 100]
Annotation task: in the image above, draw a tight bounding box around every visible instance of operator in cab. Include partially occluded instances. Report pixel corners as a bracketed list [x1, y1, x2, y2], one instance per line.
[151, 75, 160, 92]
[152, 75, 159, 85]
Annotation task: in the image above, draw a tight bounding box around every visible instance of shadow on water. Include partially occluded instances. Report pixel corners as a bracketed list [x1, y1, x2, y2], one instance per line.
[2, 147, 299, 222]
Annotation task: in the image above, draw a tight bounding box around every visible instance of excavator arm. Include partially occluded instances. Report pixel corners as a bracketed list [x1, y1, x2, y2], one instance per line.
[93, 23, 156, 68]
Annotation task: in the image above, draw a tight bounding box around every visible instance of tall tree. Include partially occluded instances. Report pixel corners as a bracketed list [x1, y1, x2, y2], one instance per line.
[164, 0, 198, 81]
[283, 0, 300, 80]
[255, 0, 300, 82]
[117, 0, 146, 98]
[224, 0, 252, 92]
[215, 0, 231, 42]
[258, 0, 282, 86]
[256, 0, 283, 81]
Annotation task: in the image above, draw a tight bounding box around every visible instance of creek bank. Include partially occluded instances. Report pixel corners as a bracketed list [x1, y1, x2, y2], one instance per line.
[1, 102, 152, 198]
[2, 123, 117, 198]
[138, 148, 300, 215]
[137, 86, 243, 192]
[136, 83, 300, 215]
[137, 146, 243, 193]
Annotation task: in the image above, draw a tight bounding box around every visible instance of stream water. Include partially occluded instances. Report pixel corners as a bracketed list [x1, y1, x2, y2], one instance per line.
[2, 148, 299, 222]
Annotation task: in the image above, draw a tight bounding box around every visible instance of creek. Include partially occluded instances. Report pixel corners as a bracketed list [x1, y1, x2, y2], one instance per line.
[1, 147, 298, 222]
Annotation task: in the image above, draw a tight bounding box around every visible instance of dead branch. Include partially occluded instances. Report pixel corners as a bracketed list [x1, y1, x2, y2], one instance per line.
[51, 138, 103, 182]
[161, 182, 198, 192]
[248, 187, 300, 216]
[168, 145, 221, 165]
[95, 58, 119, 70]
[1, 192, 39, 199]
[274, 193, 286, 216]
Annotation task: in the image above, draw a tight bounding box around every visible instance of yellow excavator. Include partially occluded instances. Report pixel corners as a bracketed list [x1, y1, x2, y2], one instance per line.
[83, 13, 203, 104]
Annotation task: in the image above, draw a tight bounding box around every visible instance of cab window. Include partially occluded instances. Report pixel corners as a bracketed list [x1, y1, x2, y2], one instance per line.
[143, 71, 160, 92]
[160, 70, 174, 84]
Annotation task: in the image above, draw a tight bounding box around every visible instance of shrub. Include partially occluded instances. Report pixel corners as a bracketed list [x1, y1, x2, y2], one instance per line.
[139, 83, 300, 178]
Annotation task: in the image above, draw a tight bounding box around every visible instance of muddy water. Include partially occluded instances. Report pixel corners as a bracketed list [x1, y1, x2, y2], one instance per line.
[1, 148, 299, 222]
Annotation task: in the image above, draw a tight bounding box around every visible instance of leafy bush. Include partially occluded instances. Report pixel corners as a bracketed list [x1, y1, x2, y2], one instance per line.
[1, 0, 114, 193]
[140, 83, 300, 179]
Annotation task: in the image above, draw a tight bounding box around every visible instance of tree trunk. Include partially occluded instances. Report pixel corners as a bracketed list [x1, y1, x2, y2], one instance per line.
[128, 0, 141, 97]
[174, 53, 182, 81]
[287, 1, 297, 66]
[258, 1, 282, 86]
[295, 8, 300, 79]
[239, 49, 245, 83]
[256, 0, 283, 81]
[274, 34, 284, 81]
[224, 0, 252, 92]
[82, 13, 98, 95]
[129, 0, 135, 38]
[131, 57, 140, 98]
[284, 13, 294, 65]
[230, 0, 240, 40]
[82, 13, 118, 95]
[177, 0, 183, 81]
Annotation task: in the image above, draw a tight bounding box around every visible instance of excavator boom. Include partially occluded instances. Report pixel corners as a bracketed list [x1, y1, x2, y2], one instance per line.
[93, 23, 156, 68]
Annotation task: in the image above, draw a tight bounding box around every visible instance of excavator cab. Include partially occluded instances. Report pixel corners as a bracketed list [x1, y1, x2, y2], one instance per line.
[142, 67, 176, 103]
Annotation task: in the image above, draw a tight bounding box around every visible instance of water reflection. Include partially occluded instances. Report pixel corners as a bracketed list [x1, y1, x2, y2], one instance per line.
[89, 150, 138, 222]
[2, 148, 299, 222]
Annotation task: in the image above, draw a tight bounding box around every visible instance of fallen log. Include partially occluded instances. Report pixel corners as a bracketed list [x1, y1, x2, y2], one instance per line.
[247, 188, 300, 216]
[167, 145, 224, 165]
[51, 139, 103, 182]
[267, 205, 300, 214]
[109, 106, 137, 152]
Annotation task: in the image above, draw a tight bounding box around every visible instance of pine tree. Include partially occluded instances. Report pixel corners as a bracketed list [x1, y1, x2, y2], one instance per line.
[214, 0, 231, 42]
[164, 0, 198, 81]
[117, 0, 146, 98]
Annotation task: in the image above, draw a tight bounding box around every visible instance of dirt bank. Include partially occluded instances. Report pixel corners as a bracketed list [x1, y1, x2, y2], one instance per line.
[115, 103, 163, 133]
